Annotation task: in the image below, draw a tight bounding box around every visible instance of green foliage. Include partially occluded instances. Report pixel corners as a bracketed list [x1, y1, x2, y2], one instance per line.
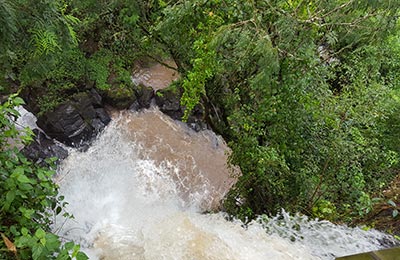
[154, 0, 400, 221]
[0, 0, 18, 53]
[0, 95, 87, 260]
[0, 0, 79, 79]
[387, 200, 400, 218]
[181, 39, 217, 120]
[312, 200, 337, 221]
[32, 29, 61, 57]
[19, 48, 88, 114]
[87, 50, 113, 90]
[2, 0, 400, 229]
[69, 0, 159, 60]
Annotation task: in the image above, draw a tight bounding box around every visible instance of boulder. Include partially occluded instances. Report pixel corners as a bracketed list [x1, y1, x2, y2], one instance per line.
[21, 129, 68, 166]
[155, 86, 207, 131]
[103, 85, 137, 109]
[135, 84, 154, 109]
[37, 90, 111, 147]
[155, 86, 184, 120]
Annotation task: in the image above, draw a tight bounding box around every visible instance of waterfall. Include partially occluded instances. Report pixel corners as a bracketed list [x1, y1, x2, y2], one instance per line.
[52, 108, 396, 260]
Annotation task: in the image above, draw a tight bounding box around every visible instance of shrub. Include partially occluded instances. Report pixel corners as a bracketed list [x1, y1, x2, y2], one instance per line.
[0, 94, 87, 260]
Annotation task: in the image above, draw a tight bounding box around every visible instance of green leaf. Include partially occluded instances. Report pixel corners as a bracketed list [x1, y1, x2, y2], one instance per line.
[393, 209, 399, 218]
[76, 251, 89, 260]
[10, 226, 18, 236]
[32, 243, 44, 260]
[45, 234, 61, 251]
[13, 97, 25, 106]
[18, 183, 33, 191]
[12, 166, 24, 176]
[64, 241, 74, 251]
[6, 190, 16, 205]
[72, 244, 80, 256]
[56, 251, 70, 260]
[17, 174, 32, 184]
[19, 207, 34, 219]
[21, 227, 29, 236]
[388, 199, 397, 207]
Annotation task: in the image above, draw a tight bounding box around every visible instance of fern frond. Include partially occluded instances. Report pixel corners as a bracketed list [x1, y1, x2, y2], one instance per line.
[65, 14, 80, 25]
[32, 29, 61, 56]
[64, 14, 80, 45]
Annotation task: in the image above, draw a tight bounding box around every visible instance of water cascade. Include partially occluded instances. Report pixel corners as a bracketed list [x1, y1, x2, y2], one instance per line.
[52, 108, 397, 260]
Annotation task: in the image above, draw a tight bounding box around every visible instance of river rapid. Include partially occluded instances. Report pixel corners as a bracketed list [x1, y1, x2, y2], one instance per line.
[51, 107, 397, 260]
[14, 61, 396, 259]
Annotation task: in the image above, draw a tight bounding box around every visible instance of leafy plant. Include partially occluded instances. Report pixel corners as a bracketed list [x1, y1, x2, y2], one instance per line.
[387, 200, 400, 218]
[0, 95, 87, 260]
[154, 0, 400, 221]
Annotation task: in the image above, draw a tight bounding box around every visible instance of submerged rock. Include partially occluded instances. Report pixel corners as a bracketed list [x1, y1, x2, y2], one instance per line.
[37, 90, 111, 147]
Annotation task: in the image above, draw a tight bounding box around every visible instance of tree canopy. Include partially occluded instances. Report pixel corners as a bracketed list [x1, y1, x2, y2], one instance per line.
[151, 0, 400, 220]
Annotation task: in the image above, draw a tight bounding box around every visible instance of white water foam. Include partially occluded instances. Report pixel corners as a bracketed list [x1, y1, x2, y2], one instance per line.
[53, 110, 397, 260]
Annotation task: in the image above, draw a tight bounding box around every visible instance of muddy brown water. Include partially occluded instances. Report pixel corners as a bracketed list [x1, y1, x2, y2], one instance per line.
[132, 60, 179, 90]
[110, 108, 239, 210]
[51, 60, 398, 260]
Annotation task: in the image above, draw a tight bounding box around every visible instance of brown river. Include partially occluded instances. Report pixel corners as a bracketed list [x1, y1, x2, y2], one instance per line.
[34, 61, 394, 259]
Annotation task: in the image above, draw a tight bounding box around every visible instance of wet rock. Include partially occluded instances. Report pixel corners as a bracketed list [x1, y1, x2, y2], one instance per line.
[128, 100, 141, 111]
[37, 90, 111, 147]
[90, 88, 103, 107]
[155, 86, 208, 131]
[95, 108, 111, 125]
[155, 86, 184, 120]
[21, 129, 68, 166]
[187, 103, 208, 132]
[378, 237, 400, 248]
[134, 84, 154, 109]
[103, 85, 137, 109]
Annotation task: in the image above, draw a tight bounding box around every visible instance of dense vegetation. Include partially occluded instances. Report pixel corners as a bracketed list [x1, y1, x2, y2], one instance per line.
[151, 0, 400, 223]
[0, 96, 87, 259]
[2, 0, 400, 256]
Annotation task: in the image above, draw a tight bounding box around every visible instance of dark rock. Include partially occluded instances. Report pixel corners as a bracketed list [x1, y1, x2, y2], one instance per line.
[36, 91, 110, 147]
[129, 100, 141, 111]
[155, 85, 209, 131]
[37, 103, 92, 146]
[134, 84, 154, 109]
[20, 85, 47, 115]
[21, 129, 68, 166]
[103, 85, 137, 109]
[95, 108, 111, 125]
[187, 103, 208, 132]
[90, 88, 103, 107]
[155, 86, 183, 120]
[91, 118, 105, 133]
[378, 236, 400, 248]
[72, 92, 97, 119]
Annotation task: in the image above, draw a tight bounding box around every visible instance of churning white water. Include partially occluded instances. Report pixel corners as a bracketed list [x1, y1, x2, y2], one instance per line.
[53, 108, 397, 260]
